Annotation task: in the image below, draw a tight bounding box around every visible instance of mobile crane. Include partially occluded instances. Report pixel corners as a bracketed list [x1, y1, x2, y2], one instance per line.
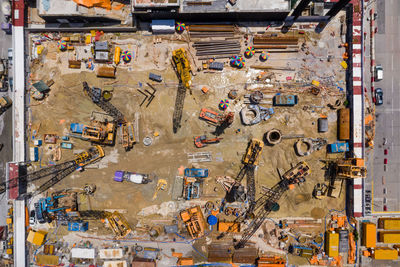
[0, 146, 104, 197]
[172, 48, 191, 133]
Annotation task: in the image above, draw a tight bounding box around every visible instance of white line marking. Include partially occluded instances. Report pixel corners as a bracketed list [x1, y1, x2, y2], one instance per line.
[392, 55, 394, 70]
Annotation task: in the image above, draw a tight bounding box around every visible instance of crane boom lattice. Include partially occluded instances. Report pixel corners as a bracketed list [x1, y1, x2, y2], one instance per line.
[83, 82, 126, 124]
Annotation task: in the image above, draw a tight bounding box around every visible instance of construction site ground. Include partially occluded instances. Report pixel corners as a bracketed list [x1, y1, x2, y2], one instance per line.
[27, 16, 348, 263]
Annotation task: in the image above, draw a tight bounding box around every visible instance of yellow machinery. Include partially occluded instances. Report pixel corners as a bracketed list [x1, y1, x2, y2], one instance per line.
[74, 145, 105, 167]
[336, 158, 366, 179]
[82, 121, 116, 146]
[242, 139, 264, 166]
[180, 206, 206, 239]
[106, 211, 132, 239]
[121, 122, 135, 150]
[172, 48, 191, 89]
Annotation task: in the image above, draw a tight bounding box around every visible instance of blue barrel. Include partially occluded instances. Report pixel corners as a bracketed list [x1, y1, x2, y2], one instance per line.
[207, 215, 218, 226]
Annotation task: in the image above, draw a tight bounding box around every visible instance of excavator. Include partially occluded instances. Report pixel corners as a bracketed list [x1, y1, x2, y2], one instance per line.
[0, 146, 104, 197]
[194, 135, 223, 148]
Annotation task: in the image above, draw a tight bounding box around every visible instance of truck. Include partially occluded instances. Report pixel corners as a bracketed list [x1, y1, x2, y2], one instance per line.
[113, 170, 151, 184]
[0, 96, 12, 115]
[273, 95, 298, 106]
[327, 142, 349, 153]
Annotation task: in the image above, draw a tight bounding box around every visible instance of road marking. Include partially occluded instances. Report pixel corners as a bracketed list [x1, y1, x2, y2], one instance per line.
[392, 54, 394, 70]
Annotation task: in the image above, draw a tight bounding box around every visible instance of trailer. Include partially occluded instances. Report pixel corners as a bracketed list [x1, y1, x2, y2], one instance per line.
[327, 142, 349, 153]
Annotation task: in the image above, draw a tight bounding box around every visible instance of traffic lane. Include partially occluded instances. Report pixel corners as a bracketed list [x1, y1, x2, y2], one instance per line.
[0, 108, 12, 182]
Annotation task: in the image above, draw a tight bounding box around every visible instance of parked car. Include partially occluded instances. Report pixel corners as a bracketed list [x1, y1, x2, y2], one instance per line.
[375, 65, 383, 81]
[184, 168, 209, 178]
[375, 88, 383, 105]
[29, 210, 36, 225]
[7, 48, 12, 65]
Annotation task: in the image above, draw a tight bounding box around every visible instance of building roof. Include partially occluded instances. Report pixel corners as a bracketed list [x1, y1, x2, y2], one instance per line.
[71, 248, 96, 259]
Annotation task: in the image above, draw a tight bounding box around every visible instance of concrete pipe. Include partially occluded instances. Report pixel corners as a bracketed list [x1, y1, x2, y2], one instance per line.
[295, 139, 313, 156]
[265, 129, 282, 145]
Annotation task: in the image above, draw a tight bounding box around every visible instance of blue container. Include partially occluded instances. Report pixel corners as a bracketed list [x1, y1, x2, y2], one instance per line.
[328, 142, 349, 153]
[207, 215, 218, 226]
[70, 123, 84, 134]
[68, 221, 88, 232]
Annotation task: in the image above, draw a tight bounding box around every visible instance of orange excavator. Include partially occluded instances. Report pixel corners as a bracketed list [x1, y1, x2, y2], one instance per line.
[194, 135, 223, 148]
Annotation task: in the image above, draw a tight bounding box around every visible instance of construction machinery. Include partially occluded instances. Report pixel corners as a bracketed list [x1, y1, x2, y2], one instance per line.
[180, 206, 206, 239]
[335, 158, 366, 179]
[199, 108, 234, 126]
[152, 179, 167, 200]
[242, 139, 264, 166]
[106, 211, 132, 239]
[83, 82, 136, 150]
[312, 183, 328, 200]
[0, 146, 104, 197]
[0, 96, 11, 115]
[233, 162, 310, 249]
[194, 135, 222, 148]
[81, 121, 116, 146]
[182, 177, 201, 200]
[257, 256, 286, 267]
[172, 48, 191, 133]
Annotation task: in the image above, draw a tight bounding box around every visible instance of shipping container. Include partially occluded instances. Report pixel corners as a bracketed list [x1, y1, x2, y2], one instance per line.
[325, 231, 339, 257]
[378, 218, 400, 230]
[379, 231, 400, 243]
[273, 95, 298, 106]
[338, 108, 350, 140]
[327, 142, 349, 153]
[363, 222, 376, 248]
[372, 247, 398, 260]
[339, 230, 349, 253]
[30, 147, 39, 162]
[96, 66, 116, 78]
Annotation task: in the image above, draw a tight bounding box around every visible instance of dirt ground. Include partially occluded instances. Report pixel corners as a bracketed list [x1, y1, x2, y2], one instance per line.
[27, 17, 348, 257]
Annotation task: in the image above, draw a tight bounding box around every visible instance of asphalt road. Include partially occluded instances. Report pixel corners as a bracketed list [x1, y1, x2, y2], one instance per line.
[0, 1, 13, 225]
[368, 0, 400, 213]
[0, 0, 12, 181]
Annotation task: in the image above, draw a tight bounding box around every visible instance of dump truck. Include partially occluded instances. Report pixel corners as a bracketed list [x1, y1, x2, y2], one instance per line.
[0, 96, 12, 115]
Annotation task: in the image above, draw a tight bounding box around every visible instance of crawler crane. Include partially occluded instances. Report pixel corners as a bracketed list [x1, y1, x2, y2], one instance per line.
[0, 146, 104, 197]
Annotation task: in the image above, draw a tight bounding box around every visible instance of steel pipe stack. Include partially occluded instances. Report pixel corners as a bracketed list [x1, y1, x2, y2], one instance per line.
[252, 36, 299, 49]
[189, 25, 235, 38]
[193, 40, 241, 57]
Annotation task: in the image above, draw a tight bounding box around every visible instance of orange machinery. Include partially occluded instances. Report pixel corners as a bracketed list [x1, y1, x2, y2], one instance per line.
[348, 232, 355, 264]
[257, 256, 286, 267]
[180, 206, 206, 239]
[194, 135, 222, 148]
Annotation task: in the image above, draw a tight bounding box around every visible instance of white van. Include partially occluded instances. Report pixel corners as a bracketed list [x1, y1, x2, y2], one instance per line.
[375, 65, 383, 81]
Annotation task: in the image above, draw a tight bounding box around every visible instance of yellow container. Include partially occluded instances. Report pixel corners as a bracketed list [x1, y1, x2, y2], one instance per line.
[85, 35, 92, 44]
[114, 46, 121, 65]
[325, 231, 339, 257]
[27, 230, 47, 246]
[363, 222, 376, 248]
[379, 231, 400, 243]
[379, 218, 400, 230]
[373, 247, 398, 260]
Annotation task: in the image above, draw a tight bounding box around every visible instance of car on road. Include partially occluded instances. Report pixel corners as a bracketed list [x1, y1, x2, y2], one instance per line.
[7, 48, 12, 65]
[29, 210, 36, 225]
[184, 168, 209, 178]
[375, 65, 383, 81]
[375, 88, 383, 105]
